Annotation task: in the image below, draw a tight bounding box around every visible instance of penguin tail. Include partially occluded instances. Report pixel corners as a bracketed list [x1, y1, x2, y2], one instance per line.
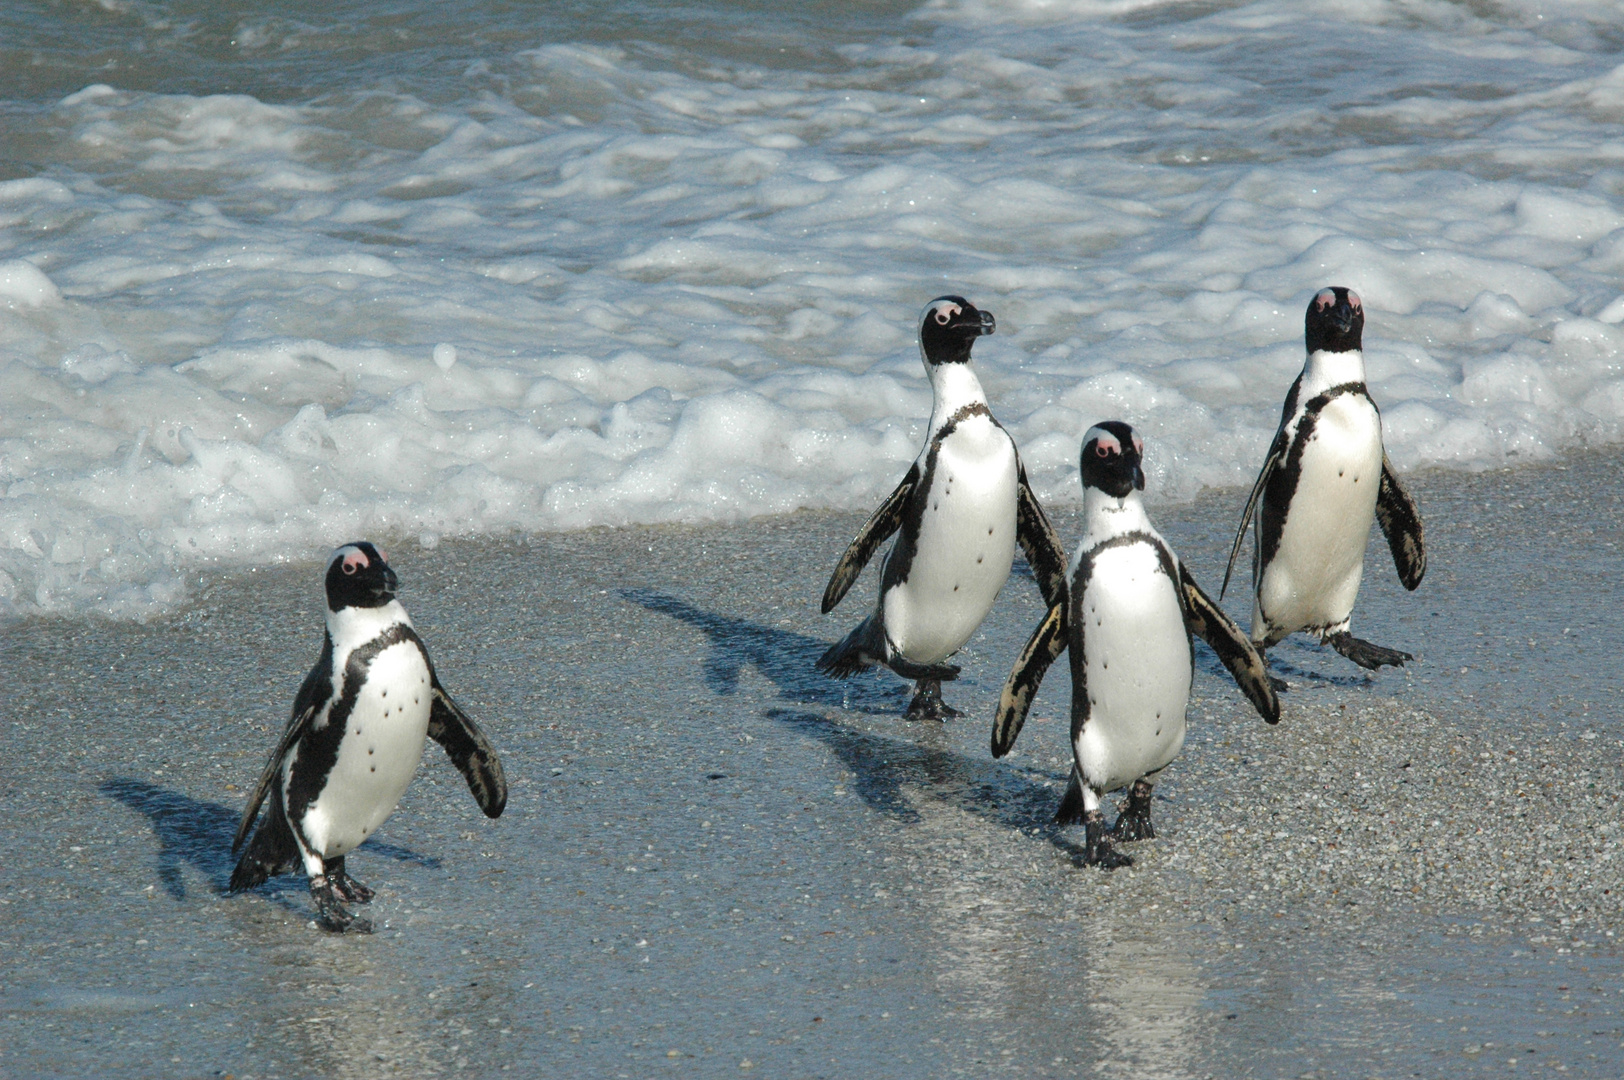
[1054, 768, 1088, 826]
[229, 793, 300, 893]
[816, 616, 883, 680]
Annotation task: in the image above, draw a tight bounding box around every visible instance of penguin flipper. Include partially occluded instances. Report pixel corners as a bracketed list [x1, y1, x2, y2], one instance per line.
[1376, 454, 1426, 591]
[1180, 565, 1279, 725]
[1221, 430, 1286, 599]
[821, 464, 918, 614]
[1015, 464, 1069, 608]
[232, 700, 317, 854]
[429, 686, 509, 819]
[992, 599, 1068, 758]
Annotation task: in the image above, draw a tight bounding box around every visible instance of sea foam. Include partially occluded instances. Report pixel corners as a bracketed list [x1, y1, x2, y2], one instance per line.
[1, 0, 1622, 618]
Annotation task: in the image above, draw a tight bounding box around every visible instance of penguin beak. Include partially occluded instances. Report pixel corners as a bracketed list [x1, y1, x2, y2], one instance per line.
[1328, 301, 1356, 336]
[951, 309, 995, 336]
[378, 564, 399, 598]
[1134, 462, 1146, 491]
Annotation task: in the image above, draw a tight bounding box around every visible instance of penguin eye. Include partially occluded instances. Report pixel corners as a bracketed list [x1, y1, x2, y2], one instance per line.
[342, 562, 357, 575]
[934, 310, 951, 325]
[1347, 291, 1362, 310]
[1095, 444, 1111, 457]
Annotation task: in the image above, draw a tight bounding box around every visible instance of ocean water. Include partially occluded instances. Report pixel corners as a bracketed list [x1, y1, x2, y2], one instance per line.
[3, 0, 1623, 618]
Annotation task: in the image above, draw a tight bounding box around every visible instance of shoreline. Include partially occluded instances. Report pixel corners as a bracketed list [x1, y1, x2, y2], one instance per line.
[3, 444, 1622, 1077]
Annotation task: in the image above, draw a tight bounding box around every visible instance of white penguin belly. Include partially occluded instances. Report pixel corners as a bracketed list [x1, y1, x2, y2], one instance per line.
[1255, 396, 1383, 640]
[884, 420, 1019, 664]
[1074, 544, 1191, 795]
[303, 642, 433, 859]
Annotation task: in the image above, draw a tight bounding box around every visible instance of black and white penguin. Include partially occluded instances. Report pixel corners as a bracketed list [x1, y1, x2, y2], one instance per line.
[1220, 287, 1426, 678]
[230, 541, 507, 932]
[817, 296, 1069, 721]
[992, 422, 1278, 867]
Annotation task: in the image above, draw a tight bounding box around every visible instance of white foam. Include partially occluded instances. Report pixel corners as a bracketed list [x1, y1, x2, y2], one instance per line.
[2, 1, 1623, 618]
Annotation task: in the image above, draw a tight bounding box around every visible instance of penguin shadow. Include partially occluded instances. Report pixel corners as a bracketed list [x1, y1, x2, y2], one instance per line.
[1264, 641, 1388, 690]
[620, 588, 911, 715]
[762, 708, 1096, 865]
[1182, 637, 1366, 692]
[99, 777, 439, 903]
[624, 588, 1100, 865]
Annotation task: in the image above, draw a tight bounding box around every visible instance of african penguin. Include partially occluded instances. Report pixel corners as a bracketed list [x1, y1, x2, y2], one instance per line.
[230, 541, 507, 933]
[817, 295, 1069, 721]
[993, 422, 1279, 867]
[1220, 287, 1426, 681]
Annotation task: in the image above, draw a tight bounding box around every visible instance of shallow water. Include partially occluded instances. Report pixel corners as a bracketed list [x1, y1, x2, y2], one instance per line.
[3, 0, 1624, 617]
[3, 450, 1623, 1078]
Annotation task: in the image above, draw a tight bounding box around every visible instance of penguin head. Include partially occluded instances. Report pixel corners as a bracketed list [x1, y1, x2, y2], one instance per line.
[1079, 421, 1145, 498]
[1304, 286, 1363, 354]
[918, 296, 995, 367]
[325, 541, 398, 611]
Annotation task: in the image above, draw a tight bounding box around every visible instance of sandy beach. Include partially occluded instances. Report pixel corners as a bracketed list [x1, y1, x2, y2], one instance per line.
[2, 449, 1622, 1078]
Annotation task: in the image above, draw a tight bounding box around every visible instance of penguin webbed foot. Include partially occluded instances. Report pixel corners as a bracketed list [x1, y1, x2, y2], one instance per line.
[904, 678, 962, 722]
[1083, 815, 1133, 869]
[310, 875, 374, 934]
[323, 858, 375, 904]
[1111, 781, 1157, 843]
[1325, 632, 1412, 671]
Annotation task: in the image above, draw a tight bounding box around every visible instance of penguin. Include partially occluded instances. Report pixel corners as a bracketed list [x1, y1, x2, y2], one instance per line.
[992, 422, 1279, 867]
[817, 295, 1069, 721]
[1220, 287, 1426, 679]
[230, 541, 507, 933]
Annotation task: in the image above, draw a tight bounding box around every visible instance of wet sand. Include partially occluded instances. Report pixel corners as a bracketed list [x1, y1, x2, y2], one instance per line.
[3, 450, 1623, 1078]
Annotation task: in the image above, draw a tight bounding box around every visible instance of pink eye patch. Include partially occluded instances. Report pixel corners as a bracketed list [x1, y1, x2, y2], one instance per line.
[341, 549, 370, 574]
[1083, 426, 1121, 455]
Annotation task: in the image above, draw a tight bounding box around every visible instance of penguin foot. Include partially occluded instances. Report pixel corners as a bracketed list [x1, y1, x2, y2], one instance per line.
[322, 857, 375, 904]
[1112, 782, 1156, 842]
[332, 871, 374, 905]
[1325, 632, 1412, 671]
[1084, 814, 1133, 869]
[1269, 675, 1289, 693]
[905, 679, 961, 722]
[310, 876, 374, 934]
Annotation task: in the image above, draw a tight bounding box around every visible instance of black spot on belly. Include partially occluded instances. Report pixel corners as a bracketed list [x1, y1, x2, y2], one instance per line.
[370, 766, 376, 773]
[976, 555, 983, 564]
[987, 527, 993, 535]
[953, 584, 959, 591]
[381, 689, 387, 698]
